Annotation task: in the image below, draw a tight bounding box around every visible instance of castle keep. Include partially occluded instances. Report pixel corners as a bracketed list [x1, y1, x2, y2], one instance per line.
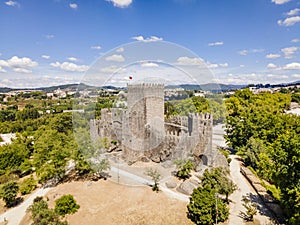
[90, 83, 213, 166]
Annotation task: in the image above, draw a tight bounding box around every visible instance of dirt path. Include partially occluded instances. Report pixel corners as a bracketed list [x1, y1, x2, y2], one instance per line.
[0, 187, 50, 225]
[228, 155, 272, 225]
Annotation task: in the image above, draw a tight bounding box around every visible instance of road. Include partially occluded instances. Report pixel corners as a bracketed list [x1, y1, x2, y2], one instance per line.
[0, 187, 50, 225]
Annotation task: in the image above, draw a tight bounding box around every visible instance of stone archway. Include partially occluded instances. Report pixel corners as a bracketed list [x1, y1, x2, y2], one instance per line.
[199, 154, 208, 166]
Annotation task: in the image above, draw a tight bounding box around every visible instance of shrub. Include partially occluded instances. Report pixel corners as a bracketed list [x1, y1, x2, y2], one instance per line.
[174, 159, 194, 179]
[19, 176, 37, 195]
[0, 181, 19, 207]
[55, 194, 80, 217]
[29, 197, 68, 225]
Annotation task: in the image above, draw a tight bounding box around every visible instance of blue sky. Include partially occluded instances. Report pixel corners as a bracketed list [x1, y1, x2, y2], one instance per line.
[0, 0, 300, 88]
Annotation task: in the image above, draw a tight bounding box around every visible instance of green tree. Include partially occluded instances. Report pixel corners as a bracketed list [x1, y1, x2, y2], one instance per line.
[261, 131, 300, 224]
[239, 137, 265, 170]
[187, 186, 229, 225]
[0, 181, 19, 207]
[54, 194, 80, 217]
[145, 168, 161, 192]
[174, 159, 194, 179]
[201, 168, 236, 203]
[29, 197, 68, 225]
[92, 158, 110, 179]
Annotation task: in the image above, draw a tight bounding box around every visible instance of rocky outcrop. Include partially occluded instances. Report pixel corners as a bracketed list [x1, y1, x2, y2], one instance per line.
[176, 179, 200, 195]
[165, 181, 177, 189]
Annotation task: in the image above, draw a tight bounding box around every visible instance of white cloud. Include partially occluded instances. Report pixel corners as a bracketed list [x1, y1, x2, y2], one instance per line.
[252, 49, 264, 53]
[176, 56, 204, 65]
[208, 41, 224, 47]
[45, 34, 55, 39]
[67, 57, 78, 62]
[41, 55, 50, 59]
[283, 62, 300, 70]
[116, 47, 124, 53]
[287, 8, 300, 16]
[132, 35, 163, 42]
[105, 54, 125, 62]
[238, 50, 248, 55]
[0, 60, 9, 67]
[91, 45, 101, 50]
[281, 46, 298, 59]
[207, 62, 218, 69]
[267, 74, 288, 79]
[238, 49, 264, 56]
[292, 74, 300, 78]
[50, 61, 89, 72]
[0, 56, 38, 74]
[100, 65, 126, 73]
[267, 63, 277, 69]
[8, 56, 38, 68]
[219, 63, 228, 67]
[69, 3, 78, 9]
[291, 38, 300, 43]
[141, 62, 159, 68]
[272, 0, 291, 5]
[132, 36, 144, 41]
[278, 16, 300, 26]
[0, 66, 6, 73]
[5, 1, 20, 7]
[265, 53, 281, 59]
[106, 0, 132, 8]
[13, 68, 32, 74]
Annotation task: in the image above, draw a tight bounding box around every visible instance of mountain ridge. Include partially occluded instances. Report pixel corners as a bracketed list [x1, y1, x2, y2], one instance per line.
[0, 80, 299, 93]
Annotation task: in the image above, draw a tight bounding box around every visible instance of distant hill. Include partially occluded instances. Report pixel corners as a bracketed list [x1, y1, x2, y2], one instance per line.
[0, 83, 96, 93]
[0, 80, 299, 94]
[166, 83, 245, 92]
[0, 87, 13, 93]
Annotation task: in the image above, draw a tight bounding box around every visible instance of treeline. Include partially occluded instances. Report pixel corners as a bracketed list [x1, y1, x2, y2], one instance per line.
[165, 95, 226, 124]
[225, 89, 299, 224]
[0, 100, 73, 133]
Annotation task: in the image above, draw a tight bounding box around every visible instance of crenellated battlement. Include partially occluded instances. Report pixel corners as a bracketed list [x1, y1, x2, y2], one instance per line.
[127, 83, 164, 89]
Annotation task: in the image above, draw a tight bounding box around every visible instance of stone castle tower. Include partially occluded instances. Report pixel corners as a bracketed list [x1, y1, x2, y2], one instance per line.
[90, 83, 213, 166]
[123, 84, 165, 161]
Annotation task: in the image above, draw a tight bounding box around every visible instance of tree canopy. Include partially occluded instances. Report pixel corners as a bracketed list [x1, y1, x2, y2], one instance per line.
[55, 194, 80, 217]
[225, 89, 299, 224]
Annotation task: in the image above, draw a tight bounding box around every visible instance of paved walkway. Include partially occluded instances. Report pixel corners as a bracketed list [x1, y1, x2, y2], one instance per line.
[228, 155, 272, 225]
[0, 187, 50, 225]
[110, 166, 189, 202]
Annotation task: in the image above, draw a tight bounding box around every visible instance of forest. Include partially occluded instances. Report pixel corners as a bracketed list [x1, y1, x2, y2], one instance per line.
[225, 88, 300, 225]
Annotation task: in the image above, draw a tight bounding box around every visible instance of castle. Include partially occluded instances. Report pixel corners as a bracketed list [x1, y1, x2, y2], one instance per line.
[90, 83, 213, 167]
